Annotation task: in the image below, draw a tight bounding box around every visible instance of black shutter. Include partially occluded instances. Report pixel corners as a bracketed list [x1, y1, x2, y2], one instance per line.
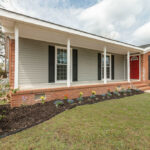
[148, 55, 150, 80]
[73, 49, 78, 81]
[98, 53, 101, 80]
[111, 55, 114, 80]
[48, 46, 55, 83]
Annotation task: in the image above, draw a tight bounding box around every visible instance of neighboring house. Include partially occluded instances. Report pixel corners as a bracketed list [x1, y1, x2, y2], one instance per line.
[0, 8, 149, 107]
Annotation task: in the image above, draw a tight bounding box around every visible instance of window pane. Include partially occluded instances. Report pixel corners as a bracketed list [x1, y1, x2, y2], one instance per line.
[57, 48, 67, 80]
[57, 65, 67, 80]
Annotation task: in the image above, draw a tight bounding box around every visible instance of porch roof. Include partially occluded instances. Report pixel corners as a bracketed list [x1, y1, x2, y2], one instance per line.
[0, 8, 145, 54]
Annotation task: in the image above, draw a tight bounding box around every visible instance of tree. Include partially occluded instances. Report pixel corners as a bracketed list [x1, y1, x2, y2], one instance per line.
[0, 25, 8, 77]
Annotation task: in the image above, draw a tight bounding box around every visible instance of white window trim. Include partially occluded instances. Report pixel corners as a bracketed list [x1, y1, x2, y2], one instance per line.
[101, 53, 112, 81]
[55, 46, 72, 83]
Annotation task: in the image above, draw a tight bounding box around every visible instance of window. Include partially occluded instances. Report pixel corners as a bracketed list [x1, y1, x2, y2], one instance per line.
[57, 48, 67, 81]
[101, 55, 111, 79]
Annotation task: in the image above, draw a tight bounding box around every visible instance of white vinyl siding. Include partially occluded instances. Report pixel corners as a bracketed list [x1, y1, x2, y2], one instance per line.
[18, 38, 127, 87]
[19, 38, 49, 85]
[114, 54, 126, 80]
[78, 49, 99, 81]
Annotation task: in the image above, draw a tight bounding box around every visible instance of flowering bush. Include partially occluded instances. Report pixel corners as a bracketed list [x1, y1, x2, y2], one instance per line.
[64, 94, 68, 100]
[107, 89, 112, 98]
[54, 100, 64, 108]
[77, 92, 84, 102]
[107, 89, 111, 93]
[91, 90, 96, 98]
[79, 92, 83, 97]
[40, 96, 46, 104]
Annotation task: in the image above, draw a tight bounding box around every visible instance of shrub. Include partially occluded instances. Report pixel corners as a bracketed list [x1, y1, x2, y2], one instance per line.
[40, 96, 46, 104]
[107, 92, 112, 98]
[135, 89, 140, 92]
[113, 91, 120, 97]
[0, 76, 10, 97]
[120, 88, 126, 96]
[127, 88, 132, 94]
[54, 100, 64, 108]
[67, 99, 74, 104]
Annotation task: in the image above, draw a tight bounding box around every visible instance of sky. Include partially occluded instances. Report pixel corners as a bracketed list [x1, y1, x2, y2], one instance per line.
[0, 0, 150, 46]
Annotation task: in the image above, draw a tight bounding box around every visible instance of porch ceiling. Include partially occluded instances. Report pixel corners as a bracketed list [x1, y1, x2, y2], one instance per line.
[0, 8, 144, 55]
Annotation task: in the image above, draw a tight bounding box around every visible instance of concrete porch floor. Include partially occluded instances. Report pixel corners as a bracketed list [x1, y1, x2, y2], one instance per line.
[19, 80, 136, 90]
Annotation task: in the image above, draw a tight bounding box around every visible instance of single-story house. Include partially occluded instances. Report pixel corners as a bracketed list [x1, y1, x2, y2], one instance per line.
[0, 8, 150, 107]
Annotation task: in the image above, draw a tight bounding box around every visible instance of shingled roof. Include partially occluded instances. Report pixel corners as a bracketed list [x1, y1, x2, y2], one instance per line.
[140, 44, 150, 48]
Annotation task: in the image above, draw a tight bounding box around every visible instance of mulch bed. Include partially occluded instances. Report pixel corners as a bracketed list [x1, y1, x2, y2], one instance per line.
[0, 89, 144, 138]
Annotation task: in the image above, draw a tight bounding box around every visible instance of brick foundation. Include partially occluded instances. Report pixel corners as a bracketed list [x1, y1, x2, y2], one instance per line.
[11, 82, 134, 107]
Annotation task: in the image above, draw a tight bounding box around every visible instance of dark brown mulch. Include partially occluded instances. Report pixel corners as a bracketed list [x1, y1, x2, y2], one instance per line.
[0, 89, 143, 138]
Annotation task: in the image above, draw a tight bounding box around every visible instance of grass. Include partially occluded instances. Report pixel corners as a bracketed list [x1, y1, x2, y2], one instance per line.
[0, 93, 150, 150]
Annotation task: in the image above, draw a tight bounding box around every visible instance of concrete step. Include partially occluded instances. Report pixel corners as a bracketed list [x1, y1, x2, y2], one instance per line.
[131, 81, 143, 85]
[139, 86, 150, 91]
[134, 83, 148, 88]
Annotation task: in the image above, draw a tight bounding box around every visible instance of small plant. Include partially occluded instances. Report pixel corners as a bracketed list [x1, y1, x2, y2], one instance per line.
[12, 88, 19, 94]
[67, 99, 74, 104]
[95, 97, 99, 101]
[90, 90, 96, 98]
[113, 91, 120, 97]
[64, 94, 68, 100]
[77, 92, 84, 103]
[54, 100, 64, 108]
[107, 92, 112, 98]
[135, 89, 140, 92]
[116, 86, 121, 92]
[127, 87, 132, 94]
[80, 92, 83, 97]
[101, 94, 106, 99]
[107, 89, 112, 98]
[40, 96, 46, 104]
[120, 88, 126, 96]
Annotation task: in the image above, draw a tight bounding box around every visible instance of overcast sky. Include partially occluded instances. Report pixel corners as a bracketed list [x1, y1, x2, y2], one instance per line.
[0, 0, 150, 46]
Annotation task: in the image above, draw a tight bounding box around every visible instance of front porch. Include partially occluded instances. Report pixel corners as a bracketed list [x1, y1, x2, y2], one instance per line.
[20, 80, 137, 90]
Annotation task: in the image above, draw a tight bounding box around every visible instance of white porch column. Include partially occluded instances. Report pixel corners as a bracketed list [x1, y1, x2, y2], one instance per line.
[127, 51, 130, 82]
[14, 25, 19, 89]
[67, 39, 71, 87]
[104, 46, 107, 84]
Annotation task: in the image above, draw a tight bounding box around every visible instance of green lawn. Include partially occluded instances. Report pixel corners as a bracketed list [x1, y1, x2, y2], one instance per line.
[0, 93, 150, 150]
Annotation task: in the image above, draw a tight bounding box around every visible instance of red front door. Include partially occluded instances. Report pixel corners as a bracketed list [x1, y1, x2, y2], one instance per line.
[130, 56, 139, 79]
